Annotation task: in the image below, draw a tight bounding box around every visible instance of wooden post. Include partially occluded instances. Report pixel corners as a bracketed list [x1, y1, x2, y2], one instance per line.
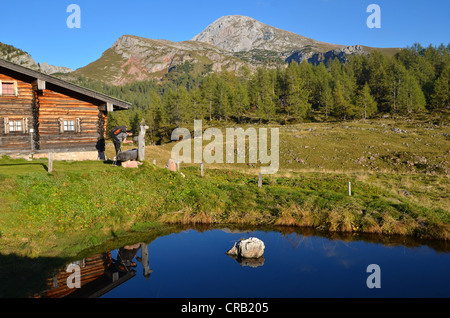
[200, 162, 204, 177]
[258, 172, 262, 188]
[348, 181, 352, 196]
[30, 128, 34, 151]
[139, 243, 152, 279]
[48, 152, 53, 173]
[176, 161, 180, 172]
[138, 120, 149, 162]
[153, 159, 156, 165]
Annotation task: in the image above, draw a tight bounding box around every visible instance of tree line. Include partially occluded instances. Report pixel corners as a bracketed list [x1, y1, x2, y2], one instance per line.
[76, 43, 450, 144]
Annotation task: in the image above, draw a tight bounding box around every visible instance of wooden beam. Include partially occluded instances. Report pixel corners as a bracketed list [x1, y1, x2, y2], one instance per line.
[37, 79, 46, 91]
[106, 102, 114, 112]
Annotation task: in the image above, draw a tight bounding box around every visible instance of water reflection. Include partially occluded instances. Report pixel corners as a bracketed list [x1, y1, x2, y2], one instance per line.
[21, 225, 450, 298]
[227, 255, 265, 268]
[33, 243, 152, 298]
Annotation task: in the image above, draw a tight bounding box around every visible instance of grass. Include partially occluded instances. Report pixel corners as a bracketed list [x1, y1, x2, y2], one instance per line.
[0, 117, 448, 258]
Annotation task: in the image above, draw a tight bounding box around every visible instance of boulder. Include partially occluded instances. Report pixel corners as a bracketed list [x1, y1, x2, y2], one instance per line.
[166, 159, 177, 171]
[121, 160, 142, 168]
[399, 189, 411, 197]
[117, 149, 138, 161]
[392, 127, 408, 134]
[226, 237, 265, 259]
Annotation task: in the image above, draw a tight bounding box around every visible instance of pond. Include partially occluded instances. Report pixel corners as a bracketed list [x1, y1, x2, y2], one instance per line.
[29, 226, 450, 300]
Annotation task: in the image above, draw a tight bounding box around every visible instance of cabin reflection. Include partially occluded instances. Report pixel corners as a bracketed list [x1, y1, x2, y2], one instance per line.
[33, 242, 151, 298]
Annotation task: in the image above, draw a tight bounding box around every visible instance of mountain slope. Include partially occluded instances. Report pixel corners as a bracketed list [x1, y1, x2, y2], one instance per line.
[0, 42, 73, 75]
[68, 35, 250, 85]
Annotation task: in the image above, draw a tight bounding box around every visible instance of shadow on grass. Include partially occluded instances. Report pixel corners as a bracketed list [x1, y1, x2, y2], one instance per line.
[0, 162, 49, 172]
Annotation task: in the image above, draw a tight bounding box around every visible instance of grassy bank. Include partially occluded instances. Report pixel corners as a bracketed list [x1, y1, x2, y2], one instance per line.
[0, 153, 448, 258]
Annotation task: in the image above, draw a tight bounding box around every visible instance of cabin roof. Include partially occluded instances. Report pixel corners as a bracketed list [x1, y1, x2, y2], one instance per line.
[0, 58, 131, 111]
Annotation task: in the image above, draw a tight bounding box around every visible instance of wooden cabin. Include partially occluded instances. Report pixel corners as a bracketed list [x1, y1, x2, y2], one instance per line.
[0, 59, 130, 160]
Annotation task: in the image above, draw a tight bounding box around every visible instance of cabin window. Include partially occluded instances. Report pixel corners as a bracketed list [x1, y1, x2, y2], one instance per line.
[0, 81, 18, 96]
[59, 118, 81, 133]
[64, 120, 75, 131]
[9, 120, 22, 132]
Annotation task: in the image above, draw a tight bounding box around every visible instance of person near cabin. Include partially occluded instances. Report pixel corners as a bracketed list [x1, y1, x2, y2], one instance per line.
[110, 125, 133, 156]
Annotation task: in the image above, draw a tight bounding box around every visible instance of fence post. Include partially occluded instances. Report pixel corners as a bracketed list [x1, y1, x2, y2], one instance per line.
[348, 181, 352, 196]
[48, 152, 53, 173]
[176, 161, 180, 172]
[201, 162, 204, 177]
[258, 172, 262, 188]
[153, 159, 156, 165]
[138, 120, 149, 161]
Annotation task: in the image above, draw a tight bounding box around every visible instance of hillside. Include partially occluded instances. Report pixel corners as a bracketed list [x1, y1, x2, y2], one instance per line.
[67, 35, 250, 85]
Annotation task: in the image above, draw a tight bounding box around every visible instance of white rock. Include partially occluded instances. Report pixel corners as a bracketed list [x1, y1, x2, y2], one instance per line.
[226, 237, 265, 259]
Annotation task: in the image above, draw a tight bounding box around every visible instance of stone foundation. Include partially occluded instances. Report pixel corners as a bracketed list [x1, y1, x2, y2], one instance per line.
[9, 151, 101, 161]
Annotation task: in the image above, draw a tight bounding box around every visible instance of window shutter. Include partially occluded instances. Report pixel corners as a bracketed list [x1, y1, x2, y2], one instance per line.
[14, 82, 18, 96]
[0, 80, 2, 96]
[23, 118, 29, 134]
[58, 118, 64, 133]
[75, 118, 81, 133]
[4, 117, 9, 134]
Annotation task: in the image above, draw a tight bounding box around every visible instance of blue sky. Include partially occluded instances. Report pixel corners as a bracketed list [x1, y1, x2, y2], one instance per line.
[0, 0, 448, 70]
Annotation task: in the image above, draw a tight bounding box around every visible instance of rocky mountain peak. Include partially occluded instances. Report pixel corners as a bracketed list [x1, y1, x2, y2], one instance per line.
[191, 15, 342, 54]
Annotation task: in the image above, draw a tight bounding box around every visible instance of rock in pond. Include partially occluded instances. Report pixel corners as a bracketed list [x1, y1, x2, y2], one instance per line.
[226, 237, 265, 259]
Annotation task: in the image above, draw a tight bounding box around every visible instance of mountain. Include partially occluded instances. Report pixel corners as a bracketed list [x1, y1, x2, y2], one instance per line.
[192, 15, 343, 55]
[38, 62, 73, 75]
[67, 35, 249, 85]
[0, 42, 73, 75]
[192, 15, 399, 66]
[3, 15, 400, 85]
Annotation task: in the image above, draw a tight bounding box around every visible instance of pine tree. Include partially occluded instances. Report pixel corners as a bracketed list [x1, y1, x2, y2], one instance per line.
[214, 75, 231, 120]
[387, 60, 408, 113]
[403, 72, 426, 113]
[332, 81, 354, 120]
[201, 75, 217, 121]
[366, 51, 390, 112]
[190, 87, 207, 120]
[356, 83, 378, 119]
[234, 81, 250, 122]
[431, 64, 450, 109]
[254, 68, 277, 122]
[143, 91, 162, 144]
[285, 62, 311, 119]
[312, 63, 333, 118]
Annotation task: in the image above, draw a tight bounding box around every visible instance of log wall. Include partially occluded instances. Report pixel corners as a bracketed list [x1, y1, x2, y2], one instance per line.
[38, 89, 102, 151]
[0, 73, 33, 151]
[0, 70, 109, 154]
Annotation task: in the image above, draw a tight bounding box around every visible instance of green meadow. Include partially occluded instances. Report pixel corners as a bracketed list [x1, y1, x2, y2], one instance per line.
[0, 116, 448, 258]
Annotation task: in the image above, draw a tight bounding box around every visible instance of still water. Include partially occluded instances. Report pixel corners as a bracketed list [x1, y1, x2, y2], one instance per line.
[33, 227, 450, 298]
